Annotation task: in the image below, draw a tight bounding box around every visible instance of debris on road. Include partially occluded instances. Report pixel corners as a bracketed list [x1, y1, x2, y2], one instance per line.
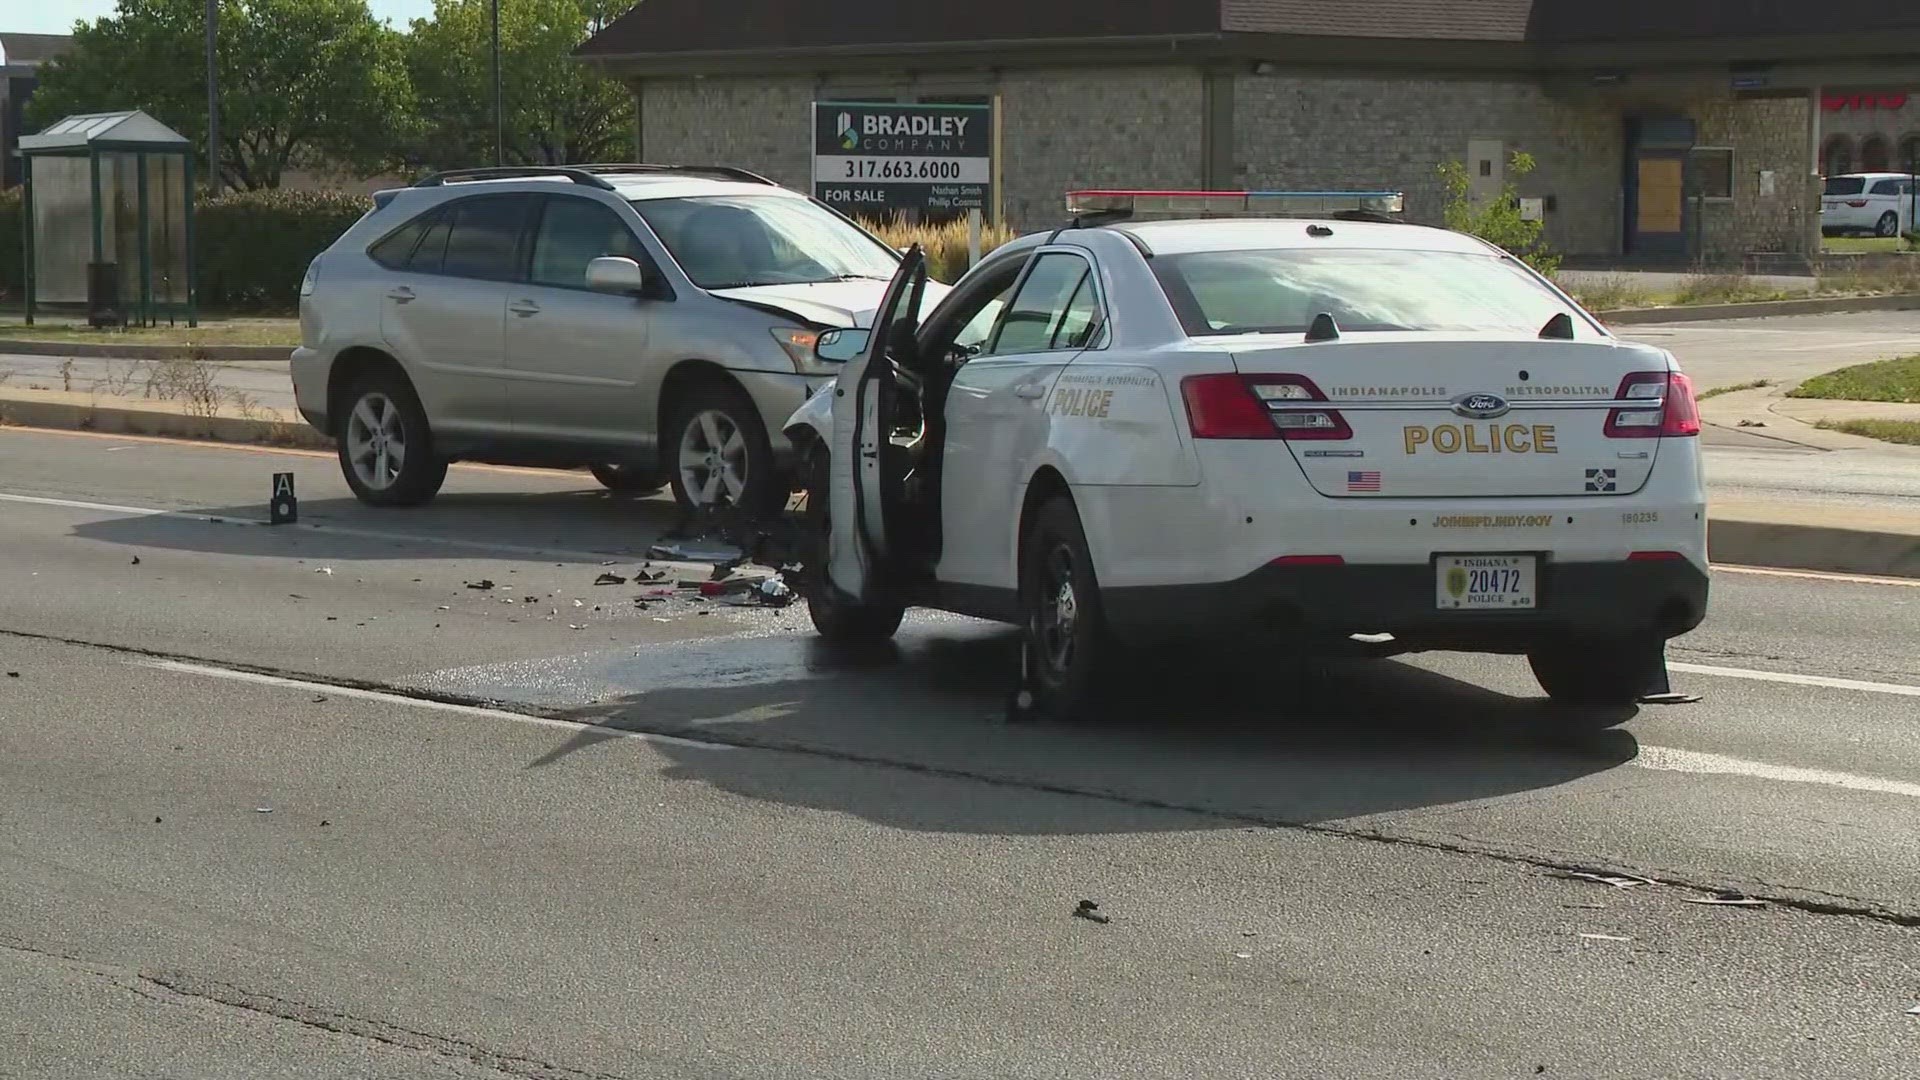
[523, 596, 538, 605]
[572, 599, 584, 607]
[1906, 1004, 1920, 1016]
[153, 816, 162, 824]
[568, 624, 586, 630]
[1232, 951, 1253, 959]
[465, 579, 496, 590]
[1578, 933, 1632, 942]
[6, 672, 17, 678]
[311, 695, 327, 703]
[594, 573, 627, 585]
[757, 576, 794, 607]
[1555, 869, 1657, 889]
[320, 820, 330, 827]
[1683, 890, 1768, 908]
[254, 806, 273, 814]
[130, 556, 140, 565]
[699, 578, 755, 597]
[1640, 692, 1703, 705]
[436, 605, 450, 611]
[1072, 899, 1111, 925]
[315, 566, 334, 575]
[649, 541, 743, 563]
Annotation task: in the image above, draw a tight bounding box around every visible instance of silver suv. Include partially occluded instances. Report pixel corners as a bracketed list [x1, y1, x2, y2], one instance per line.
[291, 164, 932, 512]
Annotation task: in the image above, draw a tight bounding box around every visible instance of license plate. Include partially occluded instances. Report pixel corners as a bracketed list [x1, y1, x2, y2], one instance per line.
[1436, 554, 1536, 610]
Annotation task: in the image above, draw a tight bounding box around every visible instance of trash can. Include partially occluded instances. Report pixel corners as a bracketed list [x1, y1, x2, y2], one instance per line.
[87, 261, 122, 327]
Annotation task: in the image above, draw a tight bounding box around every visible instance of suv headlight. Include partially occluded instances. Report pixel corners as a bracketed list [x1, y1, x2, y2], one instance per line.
[770, 326, 829, 373]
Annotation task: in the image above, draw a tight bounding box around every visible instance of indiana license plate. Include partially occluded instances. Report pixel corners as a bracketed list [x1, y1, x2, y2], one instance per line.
[1436, 554, 1536, 610]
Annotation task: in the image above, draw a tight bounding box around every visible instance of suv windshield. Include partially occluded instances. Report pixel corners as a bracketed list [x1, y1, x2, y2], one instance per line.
[1825, 177, 1867, 196]
[1152, 248, 1580, 337]
[631, 194, 899, 290]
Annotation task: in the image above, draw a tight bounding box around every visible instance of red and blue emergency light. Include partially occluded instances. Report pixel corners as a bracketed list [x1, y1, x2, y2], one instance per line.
[1065, 189, 1404, 219]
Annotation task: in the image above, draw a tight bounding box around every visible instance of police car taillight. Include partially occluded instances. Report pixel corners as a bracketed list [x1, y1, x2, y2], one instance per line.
[1605, 372, 1700, 438]
[1181, 374, 1351, 440]
[1066, 189, 1404, 219]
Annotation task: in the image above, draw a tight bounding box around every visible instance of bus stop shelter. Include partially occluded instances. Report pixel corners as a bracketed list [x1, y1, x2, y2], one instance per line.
[20, 109, 195, 327]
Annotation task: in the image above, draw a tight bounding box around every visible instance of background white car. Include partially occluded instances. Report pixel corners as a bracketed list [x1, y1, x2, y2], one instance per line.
[1821, 172, 1916, 237]
[787, 192, 1709, 725]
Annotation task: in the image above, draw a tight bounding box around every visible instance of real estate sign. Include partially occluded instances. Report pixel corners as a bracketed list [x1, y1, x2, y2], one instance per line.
[812, 101, 994, 218]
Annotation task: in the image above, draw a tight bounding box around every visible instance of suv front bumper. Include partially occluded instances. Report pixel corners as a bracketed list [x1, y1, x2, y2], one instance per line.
[1101, 558, 1709, 653]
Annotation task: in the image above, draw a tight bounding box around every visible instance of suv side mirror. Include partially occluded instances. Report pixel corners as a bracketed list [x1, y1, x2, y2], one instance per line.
[587, 256, 670, 299]
[814, 327, 871, 363]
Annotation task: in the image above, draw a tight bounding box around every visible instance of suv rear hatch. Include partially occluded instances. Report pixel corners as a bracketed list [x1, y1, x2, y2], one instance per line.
[1225, 336, 1690, 498]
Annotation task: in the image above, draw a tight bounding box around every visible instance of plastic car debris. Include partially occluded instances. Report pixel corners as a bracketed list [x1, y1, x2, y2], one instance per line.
[1072, 899, 1110, 924]
[757, 576, 793, 607]
[594, 573, 627, 585]
[1555, 869, 1657, 889]
[1682, 890, 1767, 907]
[465, 579, 496, 590]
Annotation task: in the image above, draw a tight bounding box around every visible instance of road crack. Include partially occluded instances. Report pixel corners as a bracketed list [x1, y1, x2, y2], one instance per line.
[9, 625, 1920, 931]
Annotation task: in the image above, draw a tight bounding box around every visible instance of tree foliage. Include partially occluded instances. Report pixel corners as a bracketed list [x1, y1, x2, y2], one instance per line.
[1437, 151, 1559, 276]
[401, 0, 633, 173]
[25, 0, 412, 190]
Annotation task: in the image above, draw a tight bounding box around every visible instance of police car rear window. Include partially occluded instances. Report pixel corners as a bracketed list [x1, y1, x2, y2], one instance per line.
[1150, 249, 1580, 337]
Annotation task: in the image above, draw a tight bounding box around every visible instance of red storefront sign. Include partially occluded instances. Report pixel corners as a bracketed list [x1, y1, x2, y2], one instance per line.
[1823, 92, 1910, 112]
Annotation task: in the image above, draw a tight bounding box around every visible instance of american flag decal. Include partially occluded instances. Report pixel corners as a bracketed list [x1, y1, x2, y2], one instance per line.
[1347, 470, 1382, 492]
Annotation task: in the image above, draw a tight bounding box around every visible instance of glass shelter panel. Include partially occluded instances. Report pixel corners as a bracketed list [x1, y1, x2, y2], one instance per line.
[30, 155, 92, 303]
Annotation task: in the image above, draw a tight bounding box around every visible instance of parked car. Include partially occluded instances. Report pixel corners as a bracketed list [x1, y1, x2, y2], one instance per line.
[786, 190, 1708, 723]
[290, 164, 945, 512]
[1821, 172, 1916, 237]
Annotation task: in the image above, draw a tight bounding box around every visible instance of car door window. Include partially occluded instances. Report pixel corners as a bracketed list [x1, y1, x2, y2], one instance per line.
[529, 197, 649, 289]
[407, 210, 452, 272]
[1051, 275, 1104, 349]
[985, 253, 1093, 356]
[441, 195, 531, 281]
[1871, 179, 1901, 196]
[369, 212, 433, 270]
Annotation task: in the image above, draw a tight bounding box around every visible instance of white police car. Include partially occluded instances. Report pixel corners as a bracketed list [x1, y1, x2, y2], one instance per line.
[783, 190, 1708, 722]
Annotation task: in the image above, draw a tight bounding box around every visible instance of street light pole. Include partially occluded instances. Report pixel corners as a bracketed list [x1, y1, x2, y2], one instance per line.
[491, 0, 503, 166]
[205, 0, 220, 192]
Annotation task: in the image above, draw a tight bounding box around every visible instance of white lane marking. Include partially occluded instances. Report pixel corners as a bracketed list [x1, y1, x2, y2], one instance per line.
[0, 490, 635, 564]
[134, 659, 733, 751]
[1637, 745, 1920, 800]
[1713, 564, 1920, 588]
[1668, 661, 1920, 698]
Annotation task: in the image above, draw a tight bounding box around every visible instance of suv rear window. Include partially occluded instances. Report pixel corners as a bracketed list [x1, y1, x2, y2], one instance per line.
[1151, 248, 1580, 337]
[1825, 177, 1867, 196]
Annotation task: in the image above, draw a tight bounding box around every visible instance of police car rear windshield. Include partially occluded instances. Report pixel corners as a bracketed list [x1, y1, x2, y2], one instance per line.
[1151, 249, 1581, 337]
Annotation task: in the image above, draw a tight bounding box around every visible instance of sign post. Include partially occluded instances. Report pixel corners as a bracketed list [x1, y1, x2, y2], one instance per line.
[812, 101, 996, 228]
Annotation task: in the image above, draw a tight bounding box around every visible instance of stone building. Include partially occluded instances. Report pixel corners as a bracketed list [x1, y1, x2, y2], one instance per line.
[1818, 92, 1920, 176]
[579, 1, 1920, 264]
[1, 32, 72, 189]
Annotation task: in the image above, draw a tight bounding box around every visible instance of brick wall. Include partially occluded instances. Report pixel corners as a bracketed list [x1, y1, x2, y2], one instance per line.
[1233, 74, 1623, 257]
[1692, 96, 1811, 258]
[638, 77, 817, 189]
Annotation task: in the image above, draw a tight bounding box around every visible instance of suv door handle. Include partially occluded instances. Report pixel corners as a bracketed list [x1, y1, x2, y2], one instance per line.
[1014, 384, 1046, 400]
[386, 286, 416, 303]
[509, 300, 541, 317]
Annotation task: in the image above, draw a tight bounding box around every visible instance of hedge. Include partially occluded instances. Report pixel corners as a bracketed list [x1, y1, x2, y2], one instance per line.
[0, 186, 373, 309]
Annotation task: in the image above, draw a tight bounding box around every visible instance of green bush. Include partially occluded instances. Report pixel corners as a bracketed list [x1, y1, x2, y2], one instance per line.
[0, 186, 371, 309]
[1437, 151, 1559, 277]
[0, 187, 22, 298]
[196, 189, 372, 306]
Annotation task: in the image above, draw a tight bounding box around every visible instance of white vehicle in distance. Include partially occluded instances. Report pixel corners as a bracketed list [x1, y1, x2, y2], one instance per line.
[1821, 172, 1916, 237]
[784, 189, 1709, 724]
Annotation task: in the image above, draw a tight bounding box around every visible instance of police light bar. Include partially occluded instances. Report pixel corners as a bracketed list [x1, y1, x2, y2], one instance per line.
[1065, 189, 1405, 219]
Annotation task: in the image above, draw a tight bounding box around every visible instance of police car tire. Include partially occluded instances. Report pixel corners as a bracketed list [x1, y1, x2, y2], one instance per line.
[1022, 496, 1116, 722]
[337, 372, 447, 508]
[1527, 643, 1648, 711]
[802, 449, 905, 643]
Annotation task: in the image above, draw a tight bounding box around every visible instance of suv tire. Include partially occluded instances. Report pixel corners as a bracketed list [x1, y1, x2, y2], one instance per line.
[801, 449, 905, 643]
[664, 384, 784, 515]
[337, 370, 447, 507]
[590, 464, 666, 494]
[1021, 495, 1118, 721]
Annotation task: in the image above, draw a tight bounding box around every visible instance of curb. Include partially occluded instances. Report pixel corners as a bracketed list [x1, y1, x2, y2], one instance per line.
[0, 338, 292, 363]
[1710, 517, 1920, 579]
[3, 398, 1915, 580]
[0, 396, 331, 451]
[1596, 292, 1920, 326]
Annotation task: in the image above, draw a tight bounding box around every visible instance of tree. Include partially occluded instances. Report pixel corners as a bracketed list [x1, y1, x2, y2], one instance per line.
[1437, 151, 1559, 276]
[402, 0, 633, 173]
[24, 0, 412, 190]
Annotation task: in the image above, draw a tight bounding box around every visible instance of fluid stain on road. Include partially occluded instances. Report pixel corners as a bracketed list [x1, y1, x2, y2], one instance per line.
[402, 609, 1014, 708]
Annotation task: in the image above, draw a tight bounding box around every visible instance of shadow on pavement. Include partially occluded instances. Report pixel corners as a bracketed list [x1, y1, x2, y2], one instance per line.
[68, 491, 693, 566]
[531, 623, 1639, 836]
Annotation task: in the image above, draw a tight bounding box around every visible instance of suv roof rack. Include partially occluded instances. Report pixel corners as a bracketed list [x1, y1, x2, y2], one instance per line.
[414, 166, 617, 190]
[412, 163, 780, 190]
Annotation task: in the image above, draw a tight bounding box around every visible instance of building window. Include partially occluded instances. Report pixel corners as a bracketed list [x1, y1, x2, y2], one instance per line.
[1690, 146, 1734, 199]
[1823, 135, 1855, 177]
[1861, 135, 1891, 172]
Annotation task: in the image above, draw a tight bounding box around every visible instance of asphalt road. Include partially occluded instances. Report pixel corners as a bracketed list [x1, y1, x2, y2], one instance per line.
[3, 429, 1919, 1078]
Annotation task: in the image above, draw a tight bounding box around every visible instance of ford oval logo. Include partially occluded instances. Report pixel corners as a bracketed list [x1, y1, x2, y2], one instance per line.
[1452, 392, 1511, 419]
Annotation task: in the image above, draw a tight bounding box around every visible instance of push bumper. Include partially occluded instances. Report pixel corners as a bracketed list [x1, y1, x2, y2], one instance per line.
[1101, 558, 1710, 653]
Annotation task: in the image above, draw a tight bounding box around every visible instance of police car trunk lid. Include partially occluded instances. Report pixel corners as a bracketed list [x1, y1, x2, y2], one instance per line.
[1231, 338, 1668, 498]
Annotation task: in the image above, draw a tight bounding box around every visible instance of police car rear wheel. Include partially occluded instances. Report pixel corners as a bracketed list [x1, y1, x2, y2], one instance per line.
[1527, 641, 1652, 712]
[802, 449, 904, 643]
[1022, 497, 1115, 721]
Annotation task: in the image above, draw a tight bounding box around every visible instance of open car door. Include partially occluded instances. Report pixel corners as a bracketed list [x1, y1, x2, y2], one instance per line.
[827, 247, 928, 604]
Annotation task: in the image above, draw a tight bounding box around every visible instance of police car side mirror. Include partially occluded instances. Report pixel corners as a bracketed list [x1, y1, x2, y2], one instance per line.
[814, 328, 871, 363]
